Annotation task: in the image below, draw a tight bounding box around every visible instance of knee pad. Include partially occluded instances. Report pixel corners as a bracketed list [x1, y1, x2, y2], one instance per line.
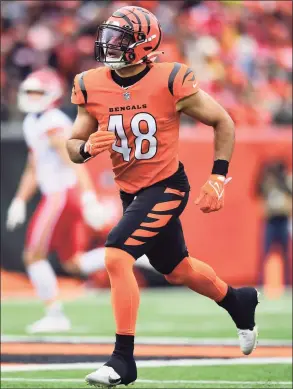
[105, 248, 135, 276]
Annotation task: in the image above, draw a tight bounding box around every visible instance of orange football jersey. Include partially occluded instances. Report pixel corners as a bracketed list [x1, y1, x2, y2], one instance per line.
[71, 62, 199, 193]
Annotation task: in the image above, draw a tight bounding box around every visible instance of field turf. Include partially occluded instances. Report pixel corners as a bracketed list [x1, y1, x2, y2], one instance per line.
[1, 364, 292, 388]
[1, 288, 292, 339]
[1, 288, 292, 389]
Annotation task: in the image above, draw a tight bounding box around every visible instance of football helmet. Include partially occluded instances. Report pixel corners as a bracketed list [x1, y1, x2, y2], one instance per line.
[18, 68, 64, 114]
[95, 6, 162, 70]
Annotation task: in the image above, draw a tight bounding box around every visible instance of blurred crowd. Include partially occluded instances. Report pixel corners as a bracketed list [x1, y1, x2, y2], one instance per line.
[256, 160, 292, 286]
[1, 0, 292, 127]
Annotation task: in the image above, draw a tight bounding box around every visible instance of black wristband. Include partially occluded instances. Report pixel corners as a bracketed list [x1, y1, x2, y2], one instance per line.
[79, 142, 92, 161]
[212, 159, 229, 176]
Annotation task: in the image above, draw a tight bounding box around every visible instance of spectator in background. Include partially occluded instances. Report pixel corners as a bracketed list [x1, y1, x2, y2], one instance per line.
[256, 161, 292, 286]
[177, 0, 292, 127]
[0, 0, 292, 126]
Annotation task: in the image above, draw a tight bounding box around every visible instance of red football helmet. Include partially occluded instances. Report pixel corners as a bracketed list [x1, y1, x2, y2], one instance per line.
[18, 68, 64, 114]
[95, 6, 162, 70]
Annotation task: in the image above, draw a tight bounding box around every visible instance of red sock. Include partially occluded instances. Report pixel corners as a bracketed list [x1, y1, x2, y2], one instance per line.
[165, 257, 228, 302]
[105, 248, 140, 335]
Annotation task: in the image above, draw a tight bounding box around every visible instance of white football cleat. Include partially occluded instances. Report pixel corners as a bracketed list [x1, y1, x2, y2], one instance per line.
[86, 366, 122, 387]
[237, 326, 258, 355]
[26, 315, 71, 334]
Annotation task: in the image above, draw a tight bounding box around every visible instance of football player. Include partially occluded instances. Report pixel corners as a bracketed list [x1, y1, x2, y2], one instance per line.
[6, 68, 117, 334]
[67, 6, 260, 387]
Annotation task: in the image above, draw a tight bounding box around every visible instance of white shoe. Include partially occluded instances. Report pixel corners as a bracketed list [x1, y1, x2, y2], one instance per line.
[26, 315, 71, 334]
[237, 326, 258, 355]
[85, 366, 122, 387]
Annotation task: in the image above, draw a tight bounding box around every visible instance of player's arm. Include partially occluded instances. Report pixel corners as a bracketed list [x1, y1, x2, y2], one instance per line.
[67, 73, 115, 163]
[66, 105, 97, 163]
[66, 105, 115, 164]
[15, 152, 38, 201]
[177, 89, 235, 213]
[177, 89, 235, 162]
[6, 152, 38, 230]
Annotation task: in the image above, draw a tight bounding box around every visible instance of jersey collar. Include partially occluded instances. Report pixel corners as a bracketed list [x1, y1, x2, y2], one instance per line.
[111, 65, 151, 88]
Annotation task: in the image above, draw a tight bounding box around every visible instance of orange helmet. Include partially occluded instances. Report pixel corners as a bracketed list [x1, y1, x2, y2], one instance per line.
[95, 6, 162, 70]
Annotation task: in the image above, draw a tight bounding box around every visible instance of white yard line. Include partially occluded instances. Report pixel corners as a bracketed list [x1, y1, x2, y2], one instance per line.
[1, 378, 292, 386]
[138, 380, 292, 385]
[1, 334, 291, 347]
[1, 357, 291, 373]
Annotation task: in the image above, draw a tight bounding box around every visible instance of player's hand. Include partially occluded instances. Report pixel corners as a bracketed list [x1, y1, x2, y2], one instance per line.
[195, 175, 232, 213]
[6, 198, 26, 231]
[84, 131, 116, 157]
[81, 191, 111, 231]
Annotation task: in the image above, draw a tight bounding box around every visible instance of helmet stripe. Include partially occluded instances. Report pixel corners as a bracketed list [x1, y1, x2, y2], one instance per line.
[136, 7, 151, 34]
[112, 11, 134, 29]
[127, 9, 142, 32]
[143, 11, 151, 34]
[153, 23, 162, 51]
[168, 63, 182, 96]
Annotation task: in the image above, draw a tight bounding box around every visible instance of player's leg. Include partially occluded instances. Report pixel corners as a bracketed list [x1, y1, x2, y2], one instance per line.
[78, 247, 107, 274]
[86, 256, 139, 385]
[24, 193, 70, 333]
[61, 215, 151, 281]
[57, 187, 112, 277]
[86, 186, 189, 387]
[55, 187, 113, 278]
[59, 216, 107, 277]
[148, 218, 259, 355]
[276, 218, 291, 286]
[258, 221, 274, 286]
[165, 257, 259, 355]
[64, 244, 151, 277]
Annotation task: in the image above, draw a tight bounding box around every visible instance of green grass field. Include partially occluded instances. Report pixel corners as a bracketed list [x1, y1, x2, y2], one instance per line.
[1, 364, 292, 389]
[1, 288, 292, 339]
[1, 288, 292, 389]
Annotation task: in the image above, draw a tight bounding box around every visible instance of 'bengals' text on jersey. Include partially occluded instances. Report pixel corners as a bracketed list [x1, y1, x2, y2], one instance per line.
[71, 62, 199, 193]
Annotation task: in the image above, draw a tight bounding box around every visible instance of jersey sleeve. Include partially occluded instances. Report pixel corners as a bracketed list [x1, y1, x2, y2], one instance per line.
[71, 73, 86, 105]
[168, 63, 199, 104]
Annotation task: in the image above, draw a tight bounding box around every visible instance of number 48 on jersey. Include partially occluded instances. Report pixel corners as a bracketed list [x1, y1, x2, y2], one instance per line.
[108, 113, 158, 161]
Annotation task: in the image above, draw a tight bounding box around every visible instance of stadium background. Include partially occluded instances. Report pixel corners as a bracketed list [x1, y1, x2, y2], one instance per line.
[0, 1, 292, 388]
[1, 0, 292, 287]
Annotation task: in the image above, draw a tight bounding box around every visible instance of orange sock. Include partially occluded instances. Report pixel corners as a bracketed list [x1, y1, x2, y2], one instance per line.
[165, 257, 228, 302]
[105, 247, 140, 336]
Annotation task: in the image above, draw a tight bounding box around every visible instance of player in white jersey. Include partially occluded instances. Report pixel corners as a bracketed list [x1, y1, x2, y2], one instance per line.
[6, 68, 119, 334]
